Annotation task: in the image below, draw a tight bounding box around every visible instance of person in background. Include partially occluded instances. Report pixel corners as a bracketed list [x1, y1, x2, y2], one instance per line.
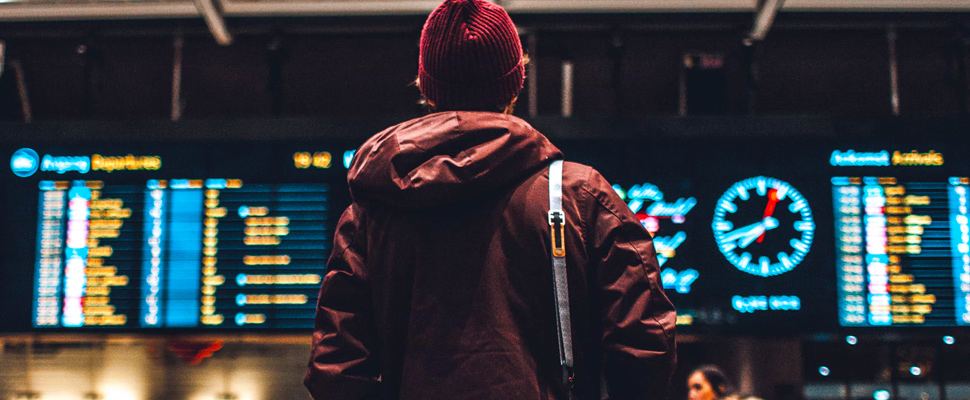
[304, 0, 677, 399]
[688, 365, 765, 400]
[688, 365, 735, 400]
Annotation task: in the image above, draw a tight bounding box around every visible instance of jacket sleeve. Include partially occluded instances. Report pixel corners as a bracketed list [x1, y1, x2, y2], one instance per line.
[583, 170, 677, 400]
[305, 203, 382, 400]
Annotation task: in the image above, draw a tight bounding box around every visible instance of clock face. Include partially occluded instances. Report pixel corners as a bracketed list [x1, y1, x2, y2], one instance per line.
[712, 176, 815, 277]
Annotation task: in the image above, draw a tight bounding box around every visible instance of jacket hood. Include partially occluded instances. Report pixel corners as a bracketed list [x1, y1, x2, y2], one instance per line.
[348, 111, 562, 208]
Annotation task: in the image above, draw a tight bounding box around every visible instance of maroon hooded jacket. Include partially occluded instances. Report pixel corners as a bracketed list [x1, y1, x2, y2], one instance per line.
[305, 112, 676, 400]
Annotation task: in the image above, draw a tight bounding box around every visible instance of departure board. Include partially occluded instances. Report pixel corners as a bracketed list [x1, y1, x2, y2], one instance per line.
[0, 143, 349, 332]
[834, 176, 970, 327]
[31, 178, 329, 329]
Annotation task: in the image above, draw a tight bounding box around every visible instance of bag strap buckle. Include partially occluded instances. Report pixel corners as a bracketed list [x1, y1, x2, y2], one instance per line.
[562, 364, 575, 390]
[548, 210, 566, 257]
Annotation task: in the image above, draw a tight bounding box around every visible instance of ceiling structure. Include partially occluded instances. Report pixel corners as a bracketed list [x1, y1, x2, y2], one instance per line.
[0, 0, 967, 20]
[0, 0, 966, 45]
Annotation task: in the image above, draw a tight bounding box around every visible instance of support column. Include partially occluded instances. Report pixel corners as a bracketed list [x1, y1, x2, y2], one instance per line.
[12, 60, 32, 123]
[171, 34, 183, 122]
[888, 26, 900, 116]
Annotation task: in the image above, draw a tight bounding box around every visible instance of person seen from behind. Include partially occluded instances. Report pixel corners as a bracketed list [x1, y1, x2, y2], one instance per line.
[304, 0, 677, 399]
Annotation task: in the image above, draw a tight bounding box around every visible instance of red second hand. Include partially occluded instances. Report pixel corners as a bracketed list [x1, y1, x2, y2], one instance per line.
[757, 189, 778, 243]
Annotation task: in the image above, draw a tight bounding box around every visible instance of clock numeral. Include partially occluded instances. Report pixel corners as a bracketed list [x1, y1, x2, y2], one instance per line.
[756, 178, 767, 196]
[794, 221, 816, 232]
[759, 256, 771, 274]
[719, 199, 737, 213]
[790, 239, 809, 252]
[714, 221, 733, 231]
[721, 242, 738, 253]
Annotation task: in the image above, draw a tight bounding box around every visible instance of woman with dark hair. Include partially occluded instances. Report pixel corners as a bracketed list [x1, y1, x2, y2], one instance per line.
[688, 365, 735, 400]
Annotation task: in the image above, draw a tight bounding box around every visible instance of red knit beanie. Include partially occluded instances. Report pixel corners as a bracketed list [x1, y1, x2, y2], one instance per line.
[419, 0, 525, 111]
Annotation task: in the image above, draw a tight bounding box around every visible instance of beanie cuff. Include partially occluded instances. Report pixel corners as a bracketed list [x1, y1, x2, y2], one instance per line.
[419, 62, 525, 111]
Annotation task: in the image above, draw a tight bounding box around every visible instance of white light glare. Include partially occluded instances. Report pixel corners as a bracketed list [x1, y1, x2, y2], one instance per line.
[846, 335, 858, 345]
[818, 366, 830, 376]
[874, 390, 891, 400]
[943, 336, 955, 345]
[910, 366, 922, 376]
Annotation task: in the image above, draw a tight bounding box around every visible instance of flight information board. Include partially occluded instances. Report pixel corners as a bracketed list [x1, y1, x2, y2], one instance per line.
[32, 179, 329, 329]
[833, 176, 970, 327]
[2, 145, 350, 331]
[561, 138, 969, 333]
[2, 120, 969, 334]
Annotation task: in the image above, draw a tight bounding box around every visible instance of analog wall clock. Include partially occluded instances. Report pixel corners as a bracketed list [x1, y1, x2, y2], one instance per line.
[712, 176, 815, 277]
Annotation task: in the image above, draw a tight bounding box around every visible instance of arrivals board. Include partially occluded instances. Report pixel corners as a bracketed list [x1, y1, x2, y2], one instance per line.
[558, 135, 969, 333]
[833, 176, 969, 327]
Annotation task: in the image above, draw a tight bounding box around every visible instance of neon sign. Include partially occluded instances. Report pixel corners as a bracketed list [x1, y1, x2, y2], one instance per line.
[616, 182, 696, 233]
[627, 183, 664, 202]
[41, 155, 91, 174]
[732, 295, 801, 313]
[661, 268, 699, 293]
[343, 150, 356, 169]
[830, 150, 890, 167]
[11, 148, 39, 177]
[616, 182, 699, 293]
[293, 152, 333, 169]
[90, 154, 162, 172]
[9, 149, 162, 177]
[654, 231, 686, 267]
[891, 150, 944, 166]
[830, 149, 944, 167]
[646, 198, 696, 221]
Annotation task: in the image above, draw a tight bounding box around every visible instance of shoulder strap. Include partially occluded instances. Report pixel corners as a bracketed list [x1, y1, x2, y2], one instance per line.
[548, 160, 575, 395]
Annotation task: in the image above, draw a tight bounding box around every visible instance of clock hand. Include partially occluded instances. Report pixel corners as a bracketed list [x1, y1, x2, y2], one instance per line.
[757, 188, 779, 243]
[738, 217, 779, 249]
[721, 221, 767, 243]
[738, 226, 764, 248]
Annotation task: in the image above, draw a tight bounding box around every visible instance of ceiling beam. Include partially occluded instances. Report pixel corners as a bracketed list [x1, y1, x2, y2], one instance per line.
[748, 0, 784, 41]
[194, 0, 232, 45]
[0, 0, 968, 22]
[503, 0, 754, 13]
[221, 0, 440, 17]
[782, 0, 970, 11]
[0, 2, 198, 21]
